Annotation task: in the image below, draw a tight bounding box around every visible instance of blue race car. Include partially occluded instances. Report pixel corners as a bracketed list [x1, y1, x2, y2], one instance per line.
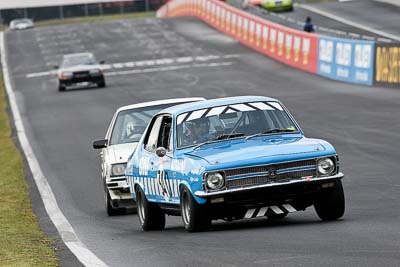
[125, 96, 345, 232]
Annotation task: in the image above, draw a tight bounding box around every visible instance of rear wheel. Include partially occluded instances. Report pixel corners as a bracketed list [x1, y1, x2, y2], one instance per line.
[314, 180, 345, 221]
[135, 186, 165, 231]
[97, 79, 106, 88]
[58, 83, 66, 92]
[180, 187, 211, 232]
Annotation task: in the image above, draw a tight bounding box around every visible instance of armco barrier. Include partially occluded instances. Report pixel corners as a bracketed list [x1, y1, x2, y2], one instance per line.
[375, 43, 400, 86]
[318, 36, 375, 86]
[157, 0, 399, 87]
[157, 0, 318, 74]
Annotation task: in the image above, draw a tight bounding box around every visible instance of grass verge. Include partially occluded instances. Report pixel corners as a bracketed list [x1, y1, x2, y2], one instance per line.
[34, 11, 155, 27]
[0, 72, 58, 265]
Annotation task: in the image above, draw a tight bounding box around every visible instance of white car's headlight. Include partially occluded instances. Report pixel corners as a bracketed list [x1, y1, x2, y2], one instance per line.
[317, 158, 335, 176]
[205, 172, 224, 190]
[111, 163, 126, 177]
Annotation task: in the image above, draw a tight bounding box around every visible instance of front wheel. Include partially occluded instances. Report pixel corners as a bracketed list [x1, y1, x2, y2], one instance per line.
[135, 186, 165, 231]
[104, 180, 125, 216]
[180, 187, 211, 232]
[314, 180, 345, 221]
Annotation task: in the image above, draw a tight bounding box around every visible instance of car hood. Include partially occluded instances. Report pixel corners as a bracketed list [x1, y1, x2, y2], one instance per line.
[59, 64, 102, 73]
[185, 136, 331, 165]
[109, 143, 137, 164]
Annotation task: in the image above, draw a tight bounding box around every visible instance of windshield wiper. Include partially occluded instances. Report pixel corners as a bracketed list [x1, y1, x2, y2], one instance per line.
[193, 133, 245, 150]
[245, 128, 296, 140]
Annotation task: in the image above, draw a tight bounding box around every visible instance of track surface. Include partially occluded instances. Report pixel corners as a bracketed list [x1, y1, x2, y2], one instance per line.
[6, 17, 400, 266]
[235, 0, 399, 41]
[306, 0, 400, 37]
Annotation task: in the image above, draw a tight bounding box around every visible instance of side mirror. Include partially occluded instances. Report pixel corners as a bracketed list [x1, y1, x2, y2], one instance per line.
[99, 60, 105, 64]
[155, 147, 167, 157]
[93, 139, 108, 149]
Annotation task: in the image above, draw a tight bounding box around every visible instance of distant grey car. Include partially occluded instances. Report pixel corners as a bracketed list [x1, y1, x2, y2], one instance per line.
[92, 97, 206, 216]
[9, 18, 34, 30]
[56, 52, 105, 91]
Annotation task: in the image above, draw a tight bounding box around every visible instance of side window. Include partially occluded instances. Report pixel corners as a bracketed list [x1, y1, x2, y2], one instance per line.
[158, 116, 172, 152]
[144, 116, 163, 152]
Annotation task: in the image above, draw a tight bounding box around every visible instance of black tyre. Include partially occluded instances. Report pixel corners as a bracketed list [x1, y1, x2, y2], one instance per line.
[58, 83, 66, 92]
[314, 180, 345, 221]
[135, 186, 165, 231]
[104, 180, 125, 216]
[98, 79, 106, 88]
[180, 187, 211, 232]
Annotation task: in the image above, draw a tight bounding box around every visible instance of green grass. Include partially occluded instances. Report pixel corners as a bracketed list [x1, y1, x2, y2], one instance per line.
[34, 11, 155, 27]
[0, 72, 58, 266]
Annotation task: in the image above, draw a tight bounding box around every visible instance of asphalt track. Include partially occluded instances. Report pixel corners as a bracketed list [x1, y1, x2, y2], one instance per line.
[5, 15, 400, 267]
[236, 0, 399, 41]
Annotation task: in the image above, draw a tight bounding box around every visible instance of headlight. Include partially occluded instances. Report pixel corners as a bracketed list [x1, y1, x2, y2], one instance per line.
[111, 163, 126, 177]
[317, 158, 335, 176]
[205, 172, 224, 190]
[89, 69, 102, 75]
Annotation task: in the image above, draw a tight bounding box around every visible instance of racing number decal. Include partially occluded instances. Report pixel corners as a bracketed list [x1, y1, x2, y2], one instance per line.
[157, 170, 172, 199]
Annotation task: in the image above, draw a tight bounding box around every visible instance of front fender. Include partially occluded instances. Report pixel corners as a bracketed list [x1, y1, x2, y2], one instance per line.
[179, 179, 207, 205]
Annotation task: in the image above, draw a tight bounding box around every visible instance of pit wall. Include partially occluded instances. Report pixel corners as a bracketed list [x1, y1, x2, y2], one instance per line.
[157, 0, 399, 87]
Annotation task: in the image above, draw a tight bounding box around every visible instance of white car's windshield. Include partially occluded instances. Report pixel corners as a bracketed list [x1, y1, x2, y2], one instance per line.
[11, 19, 32, 25]
[110, 104, 181, 145]
[62, 54, 96, 68]
[176, 102, 298, 148]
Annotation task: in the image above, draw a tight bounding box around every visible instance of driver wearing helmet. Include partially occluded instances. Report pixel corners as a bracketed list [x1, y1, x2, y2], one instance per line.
[125, 116, 146, 141]
[183, 117, 213, 146]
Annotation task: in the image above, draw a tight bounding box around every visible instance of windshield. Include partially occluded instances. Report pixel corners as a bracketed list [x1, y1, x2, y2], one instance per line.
[110, 104, 181, 145]
[62, 54, 96, 68]
[12, 19, 31, 25]
[176, 101, 298, 148]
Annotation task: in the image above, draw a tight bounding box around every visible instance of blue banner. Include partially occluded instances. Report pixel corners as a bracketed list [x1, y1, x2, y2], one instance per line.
[317, 36, 375, 85]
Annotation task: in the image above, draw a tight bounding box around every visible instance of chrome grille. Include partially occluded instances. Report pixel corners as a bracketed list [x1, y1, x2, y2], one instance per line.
[224, 159, 316, 178]
[224, 159, 317, 189]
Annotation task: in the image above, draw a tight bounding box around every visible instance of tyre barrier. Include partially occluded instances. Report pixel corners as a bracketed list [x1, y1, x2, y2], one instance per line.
[157, 0, 400, 88]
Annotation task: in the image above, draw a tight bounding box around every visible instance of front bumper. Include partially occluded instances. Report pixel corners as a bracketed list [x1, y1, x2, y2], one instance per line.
[107, 176, 135, 207]
[59, 75, 104, 86]
[195, 172, 344, 198]
[196, 173, 343, 220]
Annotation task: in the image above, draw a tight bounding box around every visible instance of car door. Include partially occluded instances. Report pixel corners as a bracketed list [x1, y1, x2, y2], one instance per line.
[141, 115, 177, 204]
[154, 115, 179, 204]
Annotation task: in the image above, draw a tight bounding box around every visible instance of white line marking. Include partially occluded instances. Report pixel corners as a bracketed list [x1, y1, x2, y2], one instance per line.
[0, 32, 107, 267]
[244, 208, 256, 219]
[270, 206, 284, 214]
[25, 54, 240, 79]
[296, 3, 400, 41]
[282, 204, 297, 213]
[106, 62, 233, 77]
[256, 207, 268, 217]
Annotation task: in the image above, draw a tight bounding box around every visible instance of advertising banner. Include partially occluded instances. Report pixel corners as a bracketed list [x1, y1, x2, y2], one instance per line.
[375, 43, 400, 87]
[318, 36, 375, 85]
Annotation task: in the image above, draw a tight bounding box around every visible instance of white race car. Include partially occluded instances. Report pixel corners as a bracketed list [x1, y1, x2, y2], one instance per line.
[9, 18, 34, 31]
[92, 98, 206, 215]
